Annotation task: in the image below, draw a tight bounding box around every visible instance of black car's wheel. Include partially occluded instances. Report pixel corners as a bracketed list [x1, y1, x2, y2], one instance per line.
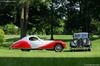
[88, 48, 91, 51]
[21, 49, 30, 52]
[54, 44, 63, 52]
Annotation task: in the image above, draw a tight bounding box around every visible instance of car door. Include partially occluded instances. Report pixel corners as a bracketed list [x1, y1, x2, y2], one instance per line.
[29, 37, 43, 48]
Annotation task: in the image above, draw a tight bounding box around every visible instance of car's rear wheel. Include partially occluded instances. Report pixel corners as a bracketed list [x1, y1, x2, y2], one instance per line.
[54, 44, 63, 52]
[21, 49, 30, 52]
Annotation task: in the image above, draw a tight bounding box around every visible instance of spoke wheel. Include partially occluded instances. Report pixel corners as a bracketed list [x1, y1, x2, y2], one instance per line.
[54, 44, 63, 52]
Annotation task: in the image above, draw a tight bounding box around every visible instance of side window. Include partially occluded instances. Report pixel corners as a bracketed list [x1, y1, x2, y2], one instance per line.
[29, 37, 38, 41]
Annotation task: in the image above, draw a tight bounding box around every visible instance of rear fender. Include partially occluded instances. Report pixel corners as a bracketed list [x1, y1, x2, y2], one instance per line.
[10, 40, 31, 49]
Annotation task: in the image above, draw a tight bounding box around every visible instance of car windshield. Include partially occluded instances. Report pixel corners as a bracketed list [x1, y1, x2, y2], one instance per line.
[74, 33, 88, 39]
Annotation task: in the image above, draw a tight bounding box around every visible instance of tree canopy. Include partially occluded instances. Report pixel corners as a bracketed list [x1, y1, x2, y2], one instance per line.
[0, 0, 100, 36]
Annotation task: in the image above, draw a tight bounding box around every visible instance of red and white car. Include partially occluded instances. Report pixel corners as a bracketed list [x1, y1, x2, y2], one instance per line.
[10, 35, 66, 52]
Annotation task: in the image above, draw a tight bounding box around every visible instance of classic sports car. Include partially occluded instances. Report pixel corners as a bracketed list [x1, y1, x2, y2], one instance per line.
[10, 35, 66, 52]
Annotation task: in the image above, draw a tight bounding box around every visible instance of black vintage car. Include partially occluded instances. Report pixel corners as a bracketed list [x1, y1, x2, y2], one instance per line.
[70, 32, 91, 51]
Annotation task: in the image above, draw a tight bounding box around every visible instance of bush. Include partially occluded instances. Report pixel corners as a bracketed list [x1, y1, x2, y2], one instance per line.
[4, 23, 19, 34]
[0, 29, 5, 45]
[89, 33, 94, 38]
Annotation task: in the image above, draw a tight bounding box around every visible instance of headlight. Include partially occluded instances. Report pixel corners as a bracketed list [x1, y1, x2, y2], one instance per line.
[74, 40, 77, 43]
[83, 39, 86, 43]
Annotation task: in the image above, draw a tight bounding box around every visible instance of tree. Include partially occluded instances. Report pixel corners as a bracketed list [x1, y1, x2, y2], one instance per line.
[16, 0, 29, 38]
[61, 0, 99, 33]
[0, 0, 16, 26]
[18, 0, 49, 38]
[28, 0, 61, 39]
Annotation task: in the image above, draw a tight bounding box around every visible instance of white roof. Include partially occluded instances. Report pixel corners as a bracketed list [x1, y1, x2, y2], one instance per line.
[22, 35, 40, 40]
[74, 32, 88, 39]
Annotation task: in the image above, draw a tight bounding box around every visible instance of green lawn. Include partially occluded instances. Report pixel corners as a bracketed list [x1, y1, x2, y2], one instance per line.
[0, 35, 100, 66]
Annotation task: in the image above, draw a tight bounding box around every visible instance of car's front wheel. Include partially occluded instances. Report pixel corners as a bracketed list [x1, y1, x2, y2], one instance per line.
[54, 44, 63, 52]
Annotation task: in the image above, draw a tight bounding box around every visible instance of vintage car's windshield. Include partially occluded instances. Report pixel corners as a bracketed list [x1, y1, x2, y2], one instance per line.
[74, 33, 88, 39]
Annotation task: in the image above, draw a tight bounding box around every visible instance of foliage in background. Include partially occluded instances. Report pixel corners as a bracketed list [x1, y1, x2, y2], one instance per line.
[90, 19, 100, 38]
[4, 23, 19, 34]
[0, 0, 100, 36]
[0, 0, 16, 26]
[0, 29, 5, 45]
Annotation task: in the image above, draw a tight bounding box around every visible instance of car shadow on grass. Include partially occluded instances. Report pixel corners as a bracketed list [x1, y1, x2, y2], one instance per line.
[63, 50, 91, 52]
[0, 57, 100, 66]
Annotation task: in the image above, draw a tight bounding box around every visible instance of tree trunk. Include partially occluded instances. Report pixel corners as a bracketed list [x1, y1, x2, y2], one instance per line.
[50, 24, 54, 40]
[20, 3, 29, 38]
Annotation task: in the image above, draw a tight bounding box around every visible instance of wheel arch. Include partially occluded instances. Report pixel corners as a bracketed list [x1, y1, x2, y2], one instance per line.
[54, 43, 64, 49]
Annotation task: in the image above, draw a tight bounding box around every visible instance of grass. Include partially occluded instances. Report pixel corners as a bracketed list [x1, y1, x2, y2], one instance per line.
[0, 35, 100, 66]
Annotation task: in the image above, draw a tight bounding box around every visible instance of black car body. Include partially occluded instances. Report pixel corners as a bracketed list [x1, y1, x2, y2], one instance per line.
[70, 32, 91, 51]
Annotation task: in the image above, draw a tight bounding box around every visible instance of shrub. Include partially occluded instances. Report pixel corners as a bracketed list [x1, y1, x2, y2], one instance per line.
[0, 29, 5, 45]
[4, 23, 19, 34]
